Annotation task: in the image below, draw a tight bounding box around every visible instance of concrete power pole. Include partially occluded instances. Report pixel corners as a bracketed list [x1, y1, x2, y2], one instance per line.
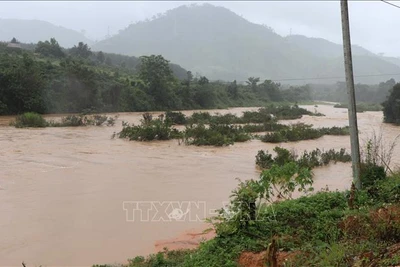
[340, 0, 362, 189]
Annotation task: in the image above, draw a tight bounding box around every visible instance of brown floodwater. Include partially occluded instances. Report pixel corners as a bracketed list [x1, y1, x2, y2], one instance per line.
[0, 105, 399, 266]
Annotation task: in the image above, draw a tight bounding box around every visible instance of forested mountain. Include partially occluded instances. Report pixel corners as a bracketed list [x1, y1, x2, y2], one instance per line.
[93, 4, 400, 84]
[0, 18, 93, 48]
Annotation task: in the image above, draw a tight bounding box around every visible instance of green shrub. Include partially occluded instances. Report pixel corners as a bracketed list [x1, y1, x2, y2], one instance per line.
[13, 112, 48, 128]
[360, 163, 386, 188]
[127, 249, 192, 267]
[165, 111, 187, 125]
[118, 119, 179, 141]
[183, 123, 251, 146]
[242, 123, 288, 133]
[256, 147, 352, 170]
[261, 124, 349, 143]
[49, 114, 117, 127]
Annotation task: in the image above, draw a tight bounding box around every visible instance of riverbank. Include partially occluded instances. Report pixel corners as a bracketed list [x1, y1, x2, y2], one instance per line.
[116, 172, 400, 266]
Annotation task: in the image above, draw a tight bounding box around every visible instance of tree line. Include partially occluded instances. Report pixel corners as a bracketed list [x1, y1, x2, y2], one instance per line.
[0, 38, 313, 115]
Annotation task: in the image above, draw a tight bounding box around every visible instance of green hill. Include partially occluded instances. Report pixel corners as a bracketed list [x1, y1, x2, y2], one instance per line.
[93, 4, 400, 84]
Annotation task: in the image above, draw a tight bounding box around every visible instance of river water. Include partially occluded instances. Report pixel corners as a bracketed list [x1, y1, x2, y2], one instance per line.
[0, 105, 399, 266]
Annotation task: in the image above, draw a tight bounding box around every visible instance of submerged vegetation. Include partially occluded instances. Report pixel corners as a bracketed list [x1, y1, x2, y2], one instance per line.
[98, 137, 400, 267]
[12, 112, 48, 128]
[260, 123, 349, 143]
[255, 147, 352, 170]
[117, 113, 181, 141]
[116, 108, 349, 147]
[11, 112, 117, 128]
[183, 123, 251, 146]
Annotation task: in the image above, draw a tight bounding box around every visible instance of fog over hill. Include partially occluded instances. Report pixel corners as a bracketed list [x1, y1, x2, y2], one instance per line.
[2, 4, 400, 84]
[92, 4, 400, 84]
[0, 18, 93, 48]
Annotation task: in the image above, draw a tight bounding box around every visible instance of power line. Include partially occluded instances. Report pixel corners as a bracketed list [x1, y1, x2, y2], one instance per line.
[380, 0, 400, 9]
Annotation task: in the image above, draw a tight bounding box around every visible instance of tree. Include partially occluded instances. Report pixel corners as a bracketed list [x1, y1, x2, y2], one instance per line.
[105, 56, 112, 66]
[97, 51, 105, 63]
[246, 77, 260, 91]
[227, 80, 238, 99]
[198, 76, 209, 85]
[69, 42, 92, 58]
[138, 55, 175, 108]
[10, 37, 18, 44]
[35, 38, 65, 58]
[383, 83, 400, 124]
[260, 80, 282, 101]
[0, 53, 46, 114]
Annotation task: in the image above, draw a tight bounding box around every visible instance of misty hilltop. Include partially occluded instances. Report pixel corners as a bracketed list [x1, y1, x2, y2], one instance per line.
[93, 4, 400, 84]
[0, 18, 93, 48]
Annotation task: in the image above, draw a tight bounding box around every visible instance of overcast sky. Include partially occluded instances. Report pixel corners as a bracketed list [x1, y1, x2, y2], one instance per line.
[1, 1, 400, 57]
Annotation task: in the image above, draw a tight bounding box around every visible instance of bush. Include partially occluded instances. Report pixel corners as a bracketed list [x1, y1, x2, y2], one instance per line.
[183, 123, 251, 146]
[49, 114, 117, 127]
[12, 112, 48, 128]
[256, 147, 352, 170]
[165, 111, 187, 125]
[127, 249, 192, 267]
[118, 119, 180, 141]
[261, 124, 349, 143]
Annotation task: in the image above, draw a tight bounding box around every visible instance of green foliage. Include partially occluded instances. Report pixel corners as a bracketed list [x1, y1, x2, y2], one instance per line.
[103, 172, 400, 267]
[12, 113, 116, 128]
[35, 38, 65, 58]
[183, 123, 251, 146]
[127, 249, 191, 267]
[0, 53, 47, 114]
[0, 41, 322, 116]
[259, 162, 314, 200]
[165, 111, 187, 125]
[12, 112, 48, 128]
[383, 83, 400, 124]
[256, 147, 352, 170]
[69, 42, 92, 58]
[118, 114, 180, 141]
[49, 114, 117, 127]
[261, 123, 349, 143]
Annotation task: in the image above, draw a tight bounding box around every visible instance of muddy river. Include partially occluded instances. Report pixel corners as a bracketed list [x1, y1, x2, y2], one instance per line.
[0, 104, 399, 266]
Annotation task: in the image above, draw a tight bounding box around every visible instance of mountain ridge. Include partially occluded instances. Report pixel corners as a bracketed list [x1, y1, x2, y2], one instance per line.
[92, 4, 400, 84]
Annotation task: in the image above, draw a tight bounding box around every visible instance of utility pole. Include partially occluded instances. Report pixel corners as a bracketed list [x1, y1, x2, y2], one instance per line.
[340, 0, 362, 189]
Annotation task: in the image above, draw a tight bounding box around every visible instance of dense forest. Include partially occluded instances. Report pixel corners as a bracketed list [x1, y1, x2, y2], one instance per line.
[0, 38, 313, 115]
